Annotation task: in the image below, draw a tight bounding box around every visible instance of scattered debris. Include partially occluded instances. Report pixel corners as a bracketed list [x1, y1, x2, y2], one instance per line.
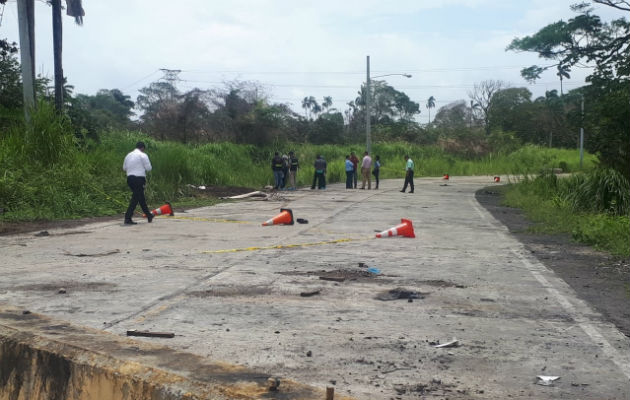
[367, 267, 381, 275]
[306, 350, 312, 357]
[480, 298, 496, 302]
[126, 330, 175, 338]
[376, 288, 425, 301]
[22, 310, 31, 315]
[536, 376, 560, 386]
[300, 290, 321, 297]
[220, 190, 268, 200]
[296, 218, 309, 224]
[34, 231, 50, 237]
[268, 377, 281, 391]
[63, 249, 120, 257]
[358, 262, 367, 268]
[433, 338, 459, 348]
[57, 288, 67, 294]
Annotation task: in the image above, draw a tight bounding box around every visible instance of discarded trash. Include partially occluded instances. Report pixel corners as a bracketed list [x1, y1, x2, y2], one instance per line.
[126, 330, 175, 338]
[536, 376, 560, 386]
[296, 218, 309, 224]
[34, 231, 50, 237]
[358, 262, 367, 268]
[220, 190, 269, 200]
[443, 174, 449, 180]
[494, 176, 501, 183]
[433, 338, 459, 348]
[22, 310, 31, 315]
[306, 350, 312, 357]
[300, 290, 321, 297]
[57, 288, 67, 294]
[376, 288, 425, 301]
[440, 184, 449, 186]
[367, 267, 381, 275]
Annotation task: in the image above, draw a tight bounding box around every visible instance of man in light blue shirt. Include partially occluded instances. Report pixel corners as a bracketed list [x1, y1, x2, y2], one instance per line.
[400, 155, 415, 193]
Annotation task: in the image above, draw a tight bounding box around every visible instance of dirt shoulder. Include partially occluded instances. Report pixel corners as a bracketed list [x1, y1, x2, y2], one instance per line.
[476, 187, 630, 338]
[0, 185, 256, 237]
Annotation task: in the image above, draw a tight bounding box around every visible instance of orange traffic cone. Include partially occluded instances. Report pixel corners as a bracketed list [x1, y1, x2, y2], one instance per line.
[262, 208, 294, 226]
[494, 176, 501, 183]
[443, 174, 449, 180]
[376, 218, 415, 238]
[151, 202, 174, 216]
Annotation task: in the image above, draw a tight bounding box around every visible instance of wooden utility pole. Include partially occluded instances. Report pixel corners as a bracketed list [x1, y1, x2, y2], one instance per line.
[52, 0, 64, 112]
[17, 0, 36, 121]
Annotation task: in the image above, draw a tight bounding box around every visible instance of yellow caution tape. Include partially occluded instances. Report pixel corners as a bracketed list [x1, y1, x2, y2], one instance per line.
[201, 237, 371, 254]
[160, 215, 250, 224]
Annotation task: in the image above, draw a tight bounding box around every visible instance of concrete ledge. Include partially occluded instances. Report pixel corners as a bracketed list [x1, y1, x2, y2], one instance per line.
[0, 306, 353, 400]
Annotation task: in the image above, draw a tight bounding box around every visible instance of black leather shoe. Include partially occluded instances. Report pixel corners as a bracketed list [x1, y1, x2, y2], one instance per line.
[400, 190, 405, 193]
[147, 213, 154, 223]
[408, 191, 414, 193]
[124, 220, 137, 225]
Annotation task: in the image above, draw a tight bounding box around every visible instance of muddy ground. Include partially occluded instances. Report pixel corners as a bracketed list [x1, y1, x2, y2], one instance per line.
[475, 187, 630, 338]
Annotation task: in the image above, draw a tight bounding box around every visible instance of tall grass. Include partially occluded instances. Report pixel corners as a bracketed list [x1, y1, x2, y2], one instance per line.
[503, 171, 630, 257]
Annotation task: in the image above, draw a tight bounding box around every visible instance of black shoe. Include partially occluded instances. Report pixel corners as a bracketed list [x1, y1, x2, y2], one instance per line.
[408, 191, 414, 193]
[124, 220, 137, 225]
[147, 213, 154, 223]
[400, 190, 405, 193]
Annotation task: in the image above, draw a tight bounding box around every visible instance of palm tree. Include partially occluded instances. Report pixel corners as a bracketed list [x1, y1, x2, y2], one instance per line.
[426, 96, 436, 124]
[556, 64, 570, 96]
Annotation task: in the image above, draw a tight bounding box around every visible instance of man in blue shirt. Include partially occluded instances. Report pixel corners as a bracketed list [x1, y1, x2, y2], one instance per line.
[345, 155, 354, 189]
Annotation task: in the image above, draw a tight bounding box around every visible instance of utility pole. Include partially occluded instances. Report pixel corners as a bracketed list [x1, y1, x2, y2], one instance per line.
[580, 95, 584, 169]
[365, 55, 371, 154]
[17, 0, 36, 121]
[52, 0, 63, 112]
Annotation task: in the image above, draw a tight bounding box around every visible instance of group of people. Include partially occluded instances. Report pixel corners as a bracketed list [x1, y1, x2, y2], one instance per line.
[120, 142, 416, 225]
[271, 151, 300, 190]
[271, 151, 415, 193]
[344, 151, 380, 190]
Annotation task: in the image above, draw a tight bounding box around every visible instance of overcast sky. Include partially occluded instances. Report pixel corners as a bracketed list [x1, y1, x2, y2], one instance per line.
[0, 0, 625, 122]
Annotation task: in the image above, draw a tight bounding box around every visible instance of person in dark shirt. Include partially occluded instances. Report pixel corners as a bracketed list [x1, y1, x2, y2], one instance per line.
[349, 151, 359, 189]
[311, 154, 327, 190]
[271, 152, 284, 189]
[372, 155, 381, 189]
[280, 154, 289, 189]
[288, 151, 299, 190]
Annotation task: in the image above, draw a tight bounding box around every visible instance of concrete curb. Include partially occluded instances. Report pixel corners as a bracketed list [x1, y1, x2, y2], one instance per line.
[0, 305, 354, 400]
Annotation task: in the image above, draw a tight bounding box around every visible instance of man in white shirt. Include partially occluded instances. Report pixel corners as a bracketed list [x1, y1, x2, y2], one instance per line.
[360, 151, 372, 190]
[122, 142, 153, 225]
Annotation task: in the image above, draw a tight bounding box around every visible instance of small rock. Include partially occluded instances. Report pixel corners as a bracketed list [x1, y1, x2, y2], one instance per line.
[306, 350, 312, 357]
[22, 310, 31, 315]
[58, 288, 67, 294]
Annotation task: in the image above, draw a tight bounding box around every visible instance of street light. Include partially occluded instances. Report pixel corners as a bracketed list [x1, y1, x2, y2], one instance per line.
[365, 55, 412, 154]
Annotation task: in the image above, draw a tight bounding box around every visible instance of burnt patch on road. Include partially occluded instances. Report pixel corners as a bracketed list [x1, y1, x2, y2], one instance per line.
[278, 268, 383, 283]
[376, 288, 427, 301]
[13, 281, 117, 292]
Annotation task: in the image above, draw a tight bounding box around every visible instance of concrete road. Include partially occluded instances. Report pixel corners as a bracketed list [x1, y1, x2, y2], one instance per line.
[1, 177, 629, 399]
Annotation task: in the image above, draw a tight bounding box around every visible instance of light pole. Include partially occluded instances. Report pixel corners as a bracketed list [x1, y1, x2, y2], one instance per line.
[365, 55, 412, 154]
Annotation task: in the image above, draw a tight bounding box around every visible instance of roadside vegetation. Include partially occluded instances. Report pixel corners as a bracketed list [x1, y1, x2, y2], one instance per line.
[0, 1, 627, 258]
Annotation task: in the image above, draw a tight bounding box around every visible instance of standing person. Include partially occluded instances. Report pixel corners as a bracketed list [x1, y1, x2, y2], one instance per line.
[349, 151, 359, 189]
[400, 155, 415, 193]
[281, 154, 289, 189]
[288, 151, 299, 190]
[372, 155, 381, 189]
[122, 141, 153, 225]
[345, 155, 354, 189]
[360, 151, 372, 190]
[311, 154, 327, 190]
[271, 152, 284, 189]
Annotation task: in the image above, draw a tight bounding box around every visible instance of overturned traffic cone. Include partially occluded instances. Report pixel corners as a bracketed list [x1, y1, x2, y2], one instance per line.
[376, 218, 415, 238]
[494, 176, 501, 183]
[151, 202, 174, 216]
[443, 174, 449, 180]
[262, 208, 294, 226]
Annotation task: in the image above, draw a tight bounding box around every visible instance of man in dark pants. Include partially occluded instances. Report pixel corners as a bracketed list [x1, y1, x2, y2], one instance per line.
[400, 154, 415, 193]
[123, 142, 153, 225]
[311, 154, 327, 189]
[349, 151, 359, 189]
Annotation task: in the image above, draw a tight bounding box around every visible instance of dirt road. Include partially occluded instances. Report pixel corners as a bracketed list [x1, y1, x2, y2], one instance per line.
[1, 177, 628, 399]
